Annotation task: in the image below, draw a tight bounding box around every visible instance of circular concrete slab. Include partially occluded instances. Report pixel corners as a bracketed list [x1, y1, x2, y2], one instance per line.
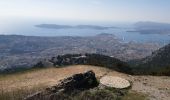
[100, 76, 131, 89]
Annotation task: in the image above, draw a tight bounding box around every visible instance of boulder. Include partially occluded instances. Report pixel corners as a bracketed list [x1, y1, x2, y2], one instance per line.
[53, 70, 99, 91]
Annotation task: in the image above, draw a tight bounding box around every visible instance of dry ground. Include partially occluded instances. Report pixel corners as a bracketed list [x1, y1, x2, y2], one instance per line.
[0, 65, 109, 92]
[0, 65, 170, 100]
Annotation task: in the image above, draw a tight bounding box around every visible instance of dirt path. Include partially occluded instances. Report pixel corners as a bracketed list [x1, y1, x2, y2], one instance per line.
[130, 76, 170, 100]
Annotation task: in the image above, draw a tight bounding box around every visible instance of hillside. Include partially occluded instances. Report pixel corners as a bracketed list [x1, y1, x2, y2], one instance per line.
[0, 34, 160, 72]
[0, 65, 170, 100]
[132, 44, 170, 75]
[34, 53, 131, 74]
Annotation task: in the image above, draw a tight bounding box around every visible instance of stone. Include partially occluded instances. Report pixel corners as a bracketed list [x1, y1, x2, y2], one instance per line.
[100, 76, 131, 89]
[55, 70, 99, 91]
[25, 70, 99, 100]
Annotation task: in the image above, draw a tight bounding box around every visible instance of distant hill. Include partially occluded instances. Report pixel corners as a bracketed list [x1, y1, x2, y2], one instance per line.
[35, 24, 117, 30]
[132, 44, 170, 75]
[34, 54, 132, 74]
[134, 21, 170, 34]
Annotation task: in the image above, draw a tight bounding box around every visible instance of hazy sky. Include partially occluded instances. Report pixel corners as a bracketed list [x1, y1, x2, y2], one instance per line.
[0, 0, 170, 23]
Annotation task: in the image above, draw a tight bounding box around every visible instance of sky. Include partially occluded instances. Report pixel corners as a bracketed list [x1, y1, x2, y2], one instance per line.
[0, 0, 170, 23]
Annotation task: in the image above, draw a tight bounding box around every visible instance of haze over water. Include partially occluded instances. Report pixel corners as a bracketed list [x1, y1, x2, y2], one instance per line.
[0, 0, 170, 44]
[0, 20, 169, 45]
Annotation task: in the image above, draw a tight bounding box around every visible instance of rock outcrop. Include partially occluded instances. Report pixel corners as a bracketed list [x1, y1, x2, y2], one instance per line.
[25, 70, 99, 100]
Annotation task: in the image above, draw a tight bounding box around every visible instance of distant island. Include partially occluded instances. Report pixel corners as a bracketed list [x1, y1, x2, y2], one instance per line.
[133, 21, 170, 34]
[35, 24, 117, 30]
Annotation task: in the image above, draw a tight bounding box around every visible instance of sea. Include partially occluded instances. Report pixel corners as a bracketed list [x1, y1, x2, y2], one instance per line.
[0, 20, 170, 45]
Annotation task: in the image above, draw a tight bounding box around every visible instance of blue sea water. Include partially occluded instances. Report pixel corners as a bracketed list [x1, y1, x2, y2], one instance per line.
[0, 21, 170, 45]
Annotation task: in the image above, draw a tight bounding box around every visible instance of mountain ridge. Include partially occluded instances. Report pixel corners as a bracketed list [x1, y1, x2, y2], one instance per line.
[133, 43, 170, 75]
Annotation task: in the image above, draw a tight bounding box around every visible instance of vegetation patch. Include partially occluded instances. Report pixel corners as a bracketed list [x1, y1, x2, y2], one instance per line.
[122, 90, 149, 100]
[34, 53, 132, 74]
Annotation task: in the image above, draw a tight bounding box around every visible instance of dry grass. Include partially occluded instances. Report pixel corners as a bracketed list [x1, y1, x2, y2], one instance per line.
[0, 65, 151, 100]
[0, 65, 119, 100]
[0, 65, 113, 91]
